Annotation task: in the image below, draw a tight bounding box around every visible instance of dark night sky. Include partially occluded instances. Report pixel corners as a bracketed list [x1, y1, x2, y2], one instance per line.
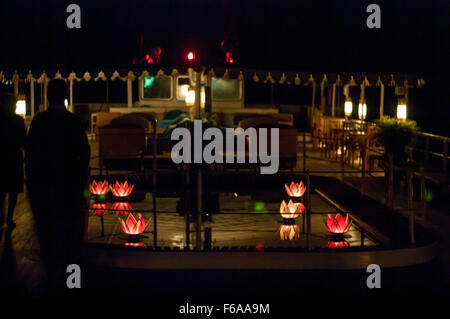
[0, 0, 449, 134]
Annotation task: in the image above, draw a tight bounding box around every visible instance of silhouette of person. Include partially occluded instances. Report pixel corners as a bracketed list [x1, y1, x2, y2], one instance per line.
[0, 92, 26, 230]
[25, 79, 90, 293]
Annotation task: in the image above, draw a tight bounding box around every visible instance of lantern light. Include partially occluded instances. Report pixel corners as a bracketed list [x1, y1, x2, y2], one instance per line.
[187, 51, 195, 61]
[344, 97, 353, 117]
[184, 87, 205, 107]
[397, 98, 407, 122]
[185, 87, 195, 106]
[358, 100, 367, 120]
[16, 95, 26, 118]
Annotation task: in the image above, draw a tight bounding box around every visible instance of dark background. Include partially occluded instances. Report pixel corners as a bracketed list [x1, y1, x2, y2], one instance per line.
[0, 0, 448, 135]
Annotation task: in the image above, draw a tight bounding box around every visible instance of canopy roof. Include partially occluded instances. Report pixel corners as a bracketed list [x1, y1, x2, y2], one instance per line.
[0, 68, 425, 88]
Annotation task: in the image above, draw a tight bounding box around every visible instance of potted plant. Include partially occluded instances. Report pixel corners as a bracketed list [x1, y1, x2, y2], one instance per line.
[375, 117, 418, 190]
[375, 117, 418, 164]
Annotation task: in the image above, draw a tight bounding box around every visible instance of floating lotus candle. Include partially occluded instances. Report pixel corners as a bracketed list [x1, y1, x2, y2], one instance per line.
[326, 213, 352, 235]
[118, 213, 150, 239]
[90, 203, 109, 216]
[279, 223, 300, 241]
[110, 181, 134, 198]
[284, 181, 306, 197]
[90, 180, 109, 196]
[112, 202, 132, 214]
[280, 200, 305, 219]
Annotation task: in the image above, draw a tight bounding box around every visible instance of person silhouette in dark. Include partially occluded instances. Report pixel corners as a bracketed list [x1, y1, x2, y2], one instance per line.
[0, 91, 26, 230]
[25, 79, 90, 293]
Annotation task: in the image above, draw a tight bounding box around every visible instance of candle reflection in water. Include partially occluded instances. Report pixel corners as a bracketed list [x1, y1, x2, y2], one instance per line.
[327, 241, 350, 248]
[279, 221, 300, 241]
[90, 203, 109, 215]
[112, 202, 132, 214]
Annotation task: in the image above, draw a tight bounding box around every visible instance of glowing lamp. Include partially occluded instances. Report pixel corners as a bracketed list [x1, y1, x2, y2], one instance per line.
[397, 98, 407, 122]
[112, 202, 132, 215]
[326, 213, 352, 234]
[187, 51, 195, 61]
[15, 95, 26, 118]
[284, 181, 306, 197]
[64, 98, 69, 109]
[110, 181, 134, 198]
[185, 87, 195, 106]
[280, 200, 305, 219]
[201, 88, 205, 107]
[344, 97, 353, 117]
[118, 213, 150, 236]
[90, 203, 109, 216]
[90, 180, 109, 196]
[279, 223, 300, 241]
[358, 100, 367, 120]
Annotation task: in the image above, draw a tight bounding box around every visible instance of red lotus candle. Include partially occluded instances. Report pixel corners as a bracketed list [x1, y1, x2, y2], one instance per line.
[110, 181, 134, 198]
[326, 213, 352, 234]
[280, 200, 305, 219]
[118, 213, 150, 236]
[90, 180, 109, 195]
[284, 181, 306, 197]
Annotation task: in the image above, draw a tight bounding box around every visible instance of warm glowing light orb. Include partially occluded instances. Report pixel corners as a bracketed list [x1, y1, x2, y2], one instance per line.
[187, 51, 195, 60]
[344, 97, 353, 117]
[16, 99, 26, 117]
[397, 99, 407, 121]
[185, 87, 195, 106]
[358, 101, 367, 120]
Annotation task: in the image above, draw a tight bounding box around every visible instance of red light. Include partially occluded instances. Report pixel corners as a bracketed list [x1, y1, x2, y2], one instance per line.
[225, 51, 234, 63]
[145, 54, 150, 59]
[187, 51, 195, 61]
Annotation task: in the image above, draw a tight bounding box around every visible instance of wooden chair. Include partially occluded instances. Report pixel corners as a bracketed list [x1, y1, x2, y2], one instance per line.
[98, 127, 146, 174]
